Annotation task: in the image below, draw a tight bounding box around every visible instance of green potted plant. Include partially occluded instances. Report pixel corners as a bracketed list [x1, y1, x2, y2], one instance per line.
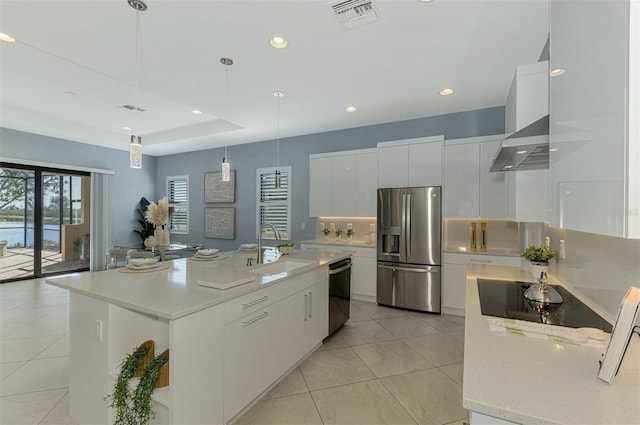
[346, 228, 355, 241]
[322, 227, 331, 240]
[277, 243, 295, 255]
[521, 244, 556, 277]
[134, 197, 155, 245]
[335, 228, 344, 240]
[132, 350, 169, 425]
[108, 340, 155, 425]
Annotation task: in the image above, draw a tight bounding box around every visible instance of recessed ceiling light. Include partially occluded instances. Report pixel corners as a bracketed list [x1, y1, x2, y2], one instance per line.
[550, 148, 559, 152]
[269, 36, 288, 49]
[550, 68, 565, 77]
[191, 109, 202, 115]
[418, 0, 434, 2]
[439, 88, 454, 96]
[504, 165, 514, 169]
[273, 91, 285, 97]
[64, 91, 77, 96]
[516, 150, 528, 155]
[122, 126, 132, 131]
[346, 106, 357, 112]
[0, 33, 16, 43]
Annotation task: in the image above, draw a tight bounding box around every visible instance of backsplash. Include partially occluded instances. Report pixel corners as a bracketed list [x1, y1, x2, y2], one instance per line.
[547, 227, 640, 321]
[315, 218, 376, 244]
[444, 219, 520, 252]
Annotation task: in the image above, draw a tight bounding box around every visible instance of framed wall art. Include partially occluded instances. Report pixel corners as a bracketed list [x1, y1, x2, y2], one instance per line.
[204, 170, 236, 203]
[205, 207, 235, 239]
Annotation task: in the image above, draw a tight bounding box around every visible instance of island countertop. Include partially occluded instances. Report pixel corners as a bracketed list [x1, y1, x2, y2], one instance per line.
[46, 249, 349, 321]
[463, 264, 640, 425]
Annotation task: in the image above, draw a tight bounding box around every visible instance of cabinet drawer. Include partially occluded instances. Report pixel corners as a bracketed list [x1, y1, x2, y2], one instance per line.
[301, 243, 376, 258]
[224, 267, 326, 324]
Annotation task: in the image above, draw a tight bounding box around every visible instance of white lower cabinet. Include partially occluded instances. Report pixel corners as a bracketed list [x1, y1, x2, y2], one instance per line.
[301, 243, 377, 301]
[442, 253, 522, 316]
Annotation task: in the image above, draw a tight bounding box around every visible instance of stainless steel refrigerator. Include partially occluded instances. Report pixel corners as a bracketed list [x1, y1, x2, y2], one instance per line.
[377, 187, 442, 313]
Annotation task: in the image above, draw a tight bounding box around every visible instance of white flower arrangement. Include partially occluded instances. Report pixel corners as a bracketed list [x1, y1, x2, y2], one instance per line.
[145, 196, 169, 227]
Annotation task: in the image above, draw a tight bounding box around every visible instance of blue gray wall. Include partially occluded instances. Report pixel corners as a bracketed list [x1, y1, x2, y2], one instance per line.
[0, 128, 156, 245]
[1, 107, 504, 249]
[156, 107, 505, 252]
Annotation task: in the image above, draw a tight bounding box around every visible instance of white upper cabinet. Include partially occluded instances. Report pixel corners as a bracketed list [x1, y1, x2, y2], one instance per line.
[550, 0, 639, 238]
[309, 156, 333, 217]
[309, 148, 378, 217]
[444, 136, 507, 219]
[377, 136, 444, 188]
[506, 170, 549, 222]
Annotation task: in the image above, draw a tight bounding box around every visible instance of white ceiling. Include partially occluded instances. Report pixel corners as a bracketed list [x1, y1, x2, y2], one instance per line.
[0, 0, 549, 157]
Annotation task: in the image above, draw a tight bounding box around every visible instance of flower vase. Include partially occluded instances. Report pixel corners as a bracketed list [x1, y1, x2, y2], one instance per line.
[336, 234, 342, 241]
[324, 234, 329, 240]
[155, 225, 170, 247]
[348, 235, 353, 241]
[529, 261, 549, 279]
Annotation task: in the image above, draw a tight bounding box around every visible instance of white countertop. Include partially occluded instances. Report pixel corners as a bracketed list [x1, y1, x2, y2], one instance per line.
[45, 249, 350, 321]
[463, 264, 640, 424]
[443, 246, 522, 257]
[301, 239, 376, 248]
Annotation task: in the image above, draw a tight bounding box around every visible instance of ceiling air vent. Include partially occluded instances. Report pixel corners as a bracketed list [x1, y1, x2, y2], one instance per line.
[121, 104, 146, 112]
[329, 0, 380, 29]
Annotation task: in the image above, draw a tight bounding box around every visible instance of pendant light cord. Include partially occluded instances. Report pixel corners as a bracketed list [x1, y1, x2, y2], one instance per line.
[134, 9, 141, 135]
[276, 94, 280, 168]
[224, 63, 229, 160]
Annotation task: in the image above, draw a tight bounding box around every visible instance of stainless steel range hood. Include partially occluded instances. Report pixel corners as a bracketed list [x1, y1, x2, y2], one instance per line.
[490, 115, 549, 172]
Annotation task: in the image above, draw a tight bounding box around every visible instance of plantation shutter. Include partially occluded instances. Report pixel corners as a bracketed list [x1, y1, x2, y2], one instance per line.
[256, 166, 291, 240]
[167, 175, 189, 233]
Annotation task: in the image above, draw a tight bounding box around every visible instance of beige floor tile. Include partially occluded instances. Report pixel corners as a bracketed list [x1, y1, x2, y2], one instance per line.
[317, 333, 349, 351]
[1, 361, 26, 381]
[311, 379, 417, 425]
[444, 419, 468, 425]
[376, 315, 441, 339]
[234, 392, 322, 425]
[0, 388, 67, 425]
[0, 320, 31, 340]
[4, 312, 68, 340]
[446, 329, 465, 343]
[356, 303, 409, 320]
[40, 392, 79, 425]
[337, 320, 397, 346]
[380, 369, 468, 425]
[439, 363, 464, 385]
[35, 335, 68, 360]
[0, 336, 60, 363]
[0, 357, 69, 396]
[350, 299, 369, 306]
[346, 304, 371, 323]
[351, 340, 433, 378]
[403, 333, 464, 367]
[299, 347, 375, 391]
[421, 314, 465, 332]
[263, 368, 308, 400]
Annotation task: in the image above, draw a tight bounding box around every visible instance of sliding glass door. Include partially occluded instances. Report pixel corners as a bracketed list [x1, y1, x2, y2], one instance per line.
[0, 163, 91, 282]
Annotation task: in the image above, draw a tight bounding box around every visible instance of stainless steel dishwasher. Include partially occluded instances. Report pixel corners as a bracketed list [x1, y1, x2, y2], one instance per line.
[327, 258, 352, 337]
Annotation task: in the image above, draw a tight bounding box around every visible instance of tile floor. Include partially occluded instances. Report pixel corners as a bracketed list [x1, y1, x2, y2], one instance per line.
[0, 278, 468, 425]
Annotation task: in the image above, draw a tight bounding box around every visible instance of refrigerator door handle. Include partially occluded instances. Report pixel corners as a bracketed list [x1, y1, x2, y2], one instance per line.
[406, 193, 412, 257]
[401, 193, 406, 260]
[378, 264, 439, 273]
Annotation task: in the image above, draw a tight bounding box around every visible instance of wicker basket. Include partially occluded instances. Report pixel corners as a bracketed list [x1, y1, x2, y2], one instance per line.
[133, 340, 155, 378]
[155, 349, 170, 388]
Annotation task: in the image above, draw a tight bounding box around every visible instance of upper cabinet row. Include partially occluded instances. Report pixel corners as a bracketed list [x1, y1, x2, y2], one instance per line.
[377, 136, 444, 188]
[550, 0, 639, 238]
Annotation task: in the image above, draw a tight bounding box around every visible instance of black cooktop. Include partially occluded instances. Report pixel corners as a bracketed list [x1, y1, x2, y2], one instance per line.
[477, 279, 612, 332]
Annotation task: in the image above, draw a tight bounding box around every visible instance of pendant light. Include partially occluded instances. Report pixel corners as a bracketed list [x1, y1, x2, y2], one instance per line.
[220, 57, 233, 182]
[273, 91, 284, 188]
[128, 0, 146, 169]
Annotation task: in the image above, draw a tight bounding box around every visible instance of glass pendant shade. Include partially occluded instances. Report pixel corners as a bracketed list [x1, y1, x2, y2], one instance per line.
[275, 169, 281, 188]
[222, 157, 231, 182]
[130, 135, 142, 169]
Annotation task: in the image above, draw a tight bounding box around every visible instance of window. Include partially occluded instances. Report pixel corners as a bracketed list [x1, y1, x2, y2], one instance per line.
[256, 166, 291, 240]
[167, 175, 189, 234]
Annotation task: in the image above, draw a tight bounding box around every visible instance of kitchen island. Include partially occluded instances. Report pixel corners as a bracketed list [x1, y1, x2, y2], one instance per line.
[463, 264, 640, 424]
[46, 249, 349, 425]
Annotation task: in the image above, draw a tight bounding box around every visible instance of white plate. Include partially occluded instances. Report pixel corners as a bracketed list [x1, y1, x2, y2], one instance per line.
[240, 243, 258, 249]
[190, 255, 227, 262]
[127, 262, 161, 270]
[128, 258, 158, 267]
[195, 253, 222, 259]
[197, 249, 220, 256]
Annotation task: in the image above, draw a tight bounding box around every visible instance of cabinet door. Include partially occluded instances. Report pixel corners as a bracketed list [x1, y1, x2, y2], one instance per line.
[306, 280, 329, 344]
[445, 143, 480, 218]
[378, 145, 409, 188]
[357, 152, 378, 216]
[442, 263, 467, 316]
[409, 141, 443, 186]
[351, 256, 376, 299]
[479, 141, 507, 219]
[309, 157, 333, 217]
[506, 170, 548, 223]
[332, 155, 358, 217]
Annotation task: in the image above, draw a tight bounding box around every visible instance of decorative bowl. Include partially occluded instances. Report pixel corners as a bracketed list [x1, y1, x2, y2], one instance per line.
[278, 246, 294, 255]
[128, 257, 158, 267]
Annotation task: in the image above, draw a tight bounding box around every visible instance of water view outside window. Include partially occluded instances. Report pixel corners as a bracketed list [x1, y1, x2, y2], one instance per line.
[0, 165, 90, 281]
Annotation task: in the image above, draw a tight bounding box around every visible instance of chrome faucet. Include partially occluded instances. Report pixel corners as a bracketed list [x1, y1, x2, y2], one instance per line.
[257, 223, 282, 264]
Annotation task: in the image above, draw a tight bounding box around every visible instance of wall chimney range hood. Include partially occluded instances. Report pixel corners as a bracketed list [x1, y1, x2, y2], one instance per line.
[490, 115, 549, 172]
